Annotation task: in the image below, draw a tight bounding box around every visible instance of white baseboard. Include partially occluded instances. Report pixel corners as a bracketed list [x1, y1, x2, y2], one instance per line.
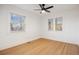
[0, 36, 79, 51]
[40, 36, 79, 46]
[0, 36, 40, 51]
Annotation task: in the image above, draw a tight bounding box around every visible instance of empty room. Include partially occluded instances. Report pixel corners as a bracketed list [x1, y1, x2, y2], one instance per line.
[0, 4, 79, 55]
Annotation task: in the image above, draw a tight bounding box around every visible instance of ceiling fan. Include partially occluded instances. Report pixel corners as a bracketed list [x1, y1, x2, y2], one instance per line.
[34, 4, 54, 14]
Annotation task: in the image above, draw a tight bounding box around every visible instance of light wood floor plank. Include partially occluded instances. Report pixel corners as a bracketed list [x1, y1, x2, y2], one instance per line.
[0, 38, 79, 55]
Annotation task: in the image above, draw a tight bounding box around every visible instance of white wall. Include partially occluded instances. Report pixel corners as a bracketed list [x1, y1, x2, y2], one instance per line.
[0, 5, 40, 50]
[41, 7, 79, 45]
[0, 4, 79, 50]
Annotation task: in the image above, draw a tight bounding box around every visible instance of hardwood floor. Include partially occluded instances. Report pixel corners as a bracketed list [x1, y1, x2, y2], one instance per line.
[0, 38, 79, 55]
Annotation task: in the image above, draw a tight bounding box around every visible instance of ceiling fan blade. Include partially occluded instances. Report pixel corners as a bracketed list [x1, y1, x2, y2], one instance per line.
[45, 6, 54, 9]
[45, 9, 50, 12]
[39, 4, 43, 9]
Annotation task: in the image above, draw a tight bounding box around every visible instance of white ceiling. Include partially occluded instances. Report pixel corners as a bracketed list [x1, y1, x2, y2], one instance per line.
[13, 4, 79, 14]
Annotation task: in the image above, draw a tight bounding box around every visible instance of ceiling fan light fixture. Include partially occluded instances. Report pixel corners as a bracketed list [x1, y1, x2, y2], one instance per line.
[41, 10, 46, 13]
